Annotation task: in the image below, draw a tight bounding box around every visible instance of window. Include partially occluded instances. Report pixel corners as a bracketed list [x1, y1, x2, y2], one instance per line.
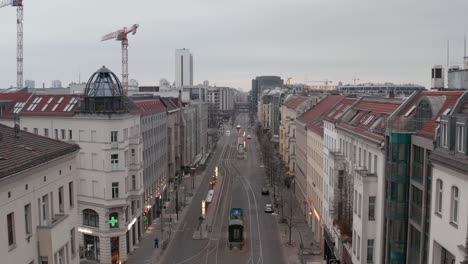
[357, 235, 361, 260]
[363, 150, 367, 169]
[369, 196, 375, 220]
[63, 97, 78, 112]
[112, 182, 119, 199]
[111, 154, 119, 170]
[436, 179, 443, 214]
[368, 153, 372, 172]
[132, 175, 136, 191]
[69, 181, 74, 208]
[68, 130, 73, 140]
[450, 186, 459, 224]
[58, 187, 64, 212]
[41, 97, 54, 111]
[131, 200, 136, 216]
[83, 209, 99, 227]
[354, 190, 357, 213]
[7, 212, 15, 246]
[61, 129, 66, 140]
[441, 122, 448, 148]
[367, 239, 374, 262]
[111, 131, 118, 142]
[358, 193, 362, 218]
[374, 155, 377, 175]
[358, 147, 361, 166]
[24, 204, 32, 234]
[42, 194, 49, 225]
[33, 128, 38, 134]
[456, 125, 465, 152]
[27, 97, 43, 111]
[353, 230, 356, 254]
[109, 212, 119, 228]
[70, 228, 76, 256]
[44, 128, 49, 137]
[54, 129, 58, 139]
[131, 149, 136, 163]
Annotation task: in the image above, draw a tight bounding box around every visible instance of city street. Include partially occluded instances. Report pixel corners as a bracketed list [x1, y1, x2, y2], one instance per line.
[161, 113, 286, 264]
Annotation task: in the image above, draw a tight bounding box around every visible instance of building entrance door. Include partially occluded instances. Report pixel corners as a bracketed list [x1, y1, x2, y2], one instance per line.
[111, 236, 120, 264]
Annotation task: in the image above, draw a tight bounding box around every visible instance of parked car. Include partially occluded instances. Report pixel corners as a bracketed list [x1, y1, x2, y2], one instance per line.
[264, 204, 273, 213]
[247, 134, 252, 139]
[226, 130, 230, 135]
[261, 187, 269, 195]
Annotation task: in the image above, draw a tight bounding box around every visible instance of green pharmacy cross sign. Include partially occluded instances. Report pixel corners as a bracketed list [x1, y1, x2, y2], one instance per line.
[109, 216, 118, 227]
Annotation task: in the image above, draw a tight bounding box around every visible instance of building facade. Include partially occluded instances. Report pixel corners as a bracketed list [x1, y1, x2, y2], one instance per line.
[175, 48, 193, 87]
[251, 76, 283, 113]
[0, 124, 80, 264]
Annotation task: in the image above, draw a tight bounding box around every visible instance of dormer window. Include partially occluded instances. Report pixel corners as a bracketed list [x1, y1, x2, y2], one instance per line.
[456, 124, 465, 153]
[441, 122, 448, 148]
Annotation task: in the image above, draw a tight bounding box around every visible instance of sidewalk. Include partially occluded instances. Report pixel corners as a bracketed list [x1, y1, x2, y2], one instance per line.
[276, 193, 321, 264]
[125, 160, 211, 264]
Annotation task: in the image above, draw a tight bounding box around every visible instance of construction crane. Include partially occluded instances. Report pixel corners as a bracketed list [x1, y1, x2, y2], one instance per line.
[0, 0, 24, 88]
[101, 24, 139, 95]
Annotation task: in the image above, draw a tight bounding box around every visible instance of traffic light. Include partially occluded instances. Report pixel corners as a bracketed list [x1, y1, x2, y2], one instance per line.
[142, 211, 148, 221]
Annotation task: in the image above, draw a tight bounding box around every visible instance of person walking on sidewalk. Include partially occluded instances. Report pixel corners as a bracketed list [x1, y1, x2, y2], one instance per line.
[154, 238, 159, 248]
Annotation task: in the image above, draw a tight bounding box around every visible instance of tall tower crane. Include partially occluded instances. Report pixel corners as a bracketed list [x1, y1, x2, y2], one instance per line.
[1, 0, 24, 88]
[101, 24, 139, 95]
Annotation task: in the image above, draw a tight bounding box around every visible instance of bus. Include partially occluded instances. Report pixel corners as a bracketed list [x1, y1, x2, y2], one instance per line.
[228, 208, 244, 250]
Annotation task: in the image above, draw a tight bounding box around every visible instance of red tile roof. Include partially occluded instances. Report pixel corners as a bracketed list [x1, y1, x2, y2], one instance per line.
[297, 95, 345, 123]
[0, 93, 33, 119]
[284, 96, 308, 109]
[19, 94, 82, 116]
[323, 98, 358, 122]
[391, 91, 465, 139]
[135, 100, 167, 115]
[0, 124, 80, 178]
[337, 98, 404, 141]
[297, 95, 345, 136]
[161, 97, 178, 111]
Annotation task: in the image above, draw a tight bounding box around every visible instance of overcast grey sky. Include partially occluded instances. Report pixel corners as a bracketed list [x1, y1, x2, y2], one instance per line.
[0, 0, 467, 91]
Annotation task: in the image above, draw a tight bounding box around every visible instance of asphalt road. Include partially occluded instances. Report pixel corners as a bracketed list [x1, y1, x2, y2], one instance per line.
[161, 113, 285, 264]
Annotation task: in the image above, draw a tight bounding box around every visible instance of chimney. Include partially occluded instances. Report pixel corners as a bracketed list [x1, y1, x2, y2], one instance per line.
[431, 65, 444, 90]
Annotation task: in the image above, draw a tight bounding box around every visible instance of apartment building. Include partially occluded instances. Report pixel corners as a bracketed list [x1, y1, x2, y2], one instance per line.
[295, 95, 344, 247]
[385, 91, 465, 264]
[0, 124, 80, 264]
[322, 96, 357, 262]
[428, 93, 468, 264]
[279, 95, 317, 172]
[0, 67, 145, 264]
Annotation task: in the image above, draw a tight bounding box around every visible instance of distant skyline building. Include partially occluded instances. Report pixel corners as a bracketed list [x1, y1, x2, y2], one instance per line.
[175, 49, 193, 87]
[50, 80, 62, 88]
[251, 76, 284, 113]
[337, 83, 425, 97]
[25, 79, 35, 88]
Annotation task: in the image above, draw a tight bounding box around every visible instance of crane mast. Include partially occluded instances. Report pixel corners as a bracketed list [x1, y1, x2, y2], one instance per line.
[101, 24, 138, 95]
[17, 5, 23, 88]
[1, 0, 24, 88]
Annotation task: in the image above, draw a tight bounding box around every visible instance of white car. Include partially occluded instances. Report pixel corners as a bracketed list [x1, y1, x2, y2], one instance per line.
[226, 130, 230, 135]
[264, 204, 273, 213]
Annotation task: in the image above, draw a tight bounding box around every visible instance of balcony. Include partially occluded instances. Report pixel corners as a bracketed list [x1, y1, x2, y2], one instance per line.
[386, 201, 408, 220]
[37, 214, 70, 258]
[329, 149, 345, 160]
[409, 202, 422, 226]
